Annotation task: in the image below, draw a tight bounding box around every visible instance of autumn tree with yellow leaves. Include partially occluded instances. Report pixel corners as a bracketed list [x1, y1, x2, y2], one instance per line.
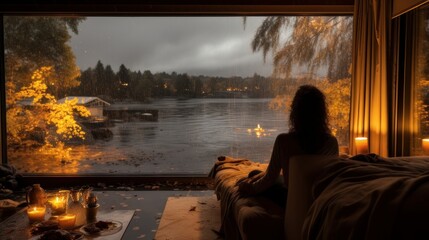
[7, 67, 90, 155]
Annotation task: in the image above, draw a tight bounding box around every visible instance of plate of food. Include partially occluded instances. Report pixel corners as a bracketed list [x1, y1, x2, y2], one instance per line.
[31, 229, 84, 240]
[30, 220, 60, 236]
[80, 220, 122, 236]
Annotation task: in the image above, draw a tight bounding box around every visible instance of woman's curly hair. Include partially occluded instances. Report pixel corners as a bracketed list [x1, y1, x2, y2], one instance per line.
[289, 85, 331, 152]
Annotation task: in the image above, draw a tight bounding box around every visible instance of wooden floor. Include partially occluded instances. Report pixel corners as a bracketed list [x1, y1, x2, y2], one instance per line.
[155, 196, 222, 240]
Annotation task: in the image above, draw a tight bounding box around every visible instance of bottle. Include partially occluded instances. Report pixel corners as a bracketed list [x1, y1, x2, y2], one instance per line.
[26, 184, 46, 205]
[68, 189, 85, 226]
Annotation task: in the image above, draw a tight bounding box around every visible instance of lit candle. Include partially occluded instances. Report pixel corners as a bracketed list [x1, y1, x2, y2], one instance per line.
[355, 137, 369, 154]
[422, 139, 429, 155]
[49, 196, 67, 215]
[27, 206, 46, 223]
[58, 214, 76, 229]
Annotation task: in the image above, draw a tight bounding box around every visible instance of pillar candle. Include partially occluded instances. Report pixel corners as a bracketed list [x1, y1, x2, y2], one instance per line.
[422, 139, 429, 155]
[355, 137, 369, 154]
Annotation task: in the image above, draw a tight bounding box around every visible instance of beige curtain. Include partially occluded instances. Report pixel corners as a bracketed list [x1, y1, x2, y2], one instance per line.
[349, 0, 391, 156]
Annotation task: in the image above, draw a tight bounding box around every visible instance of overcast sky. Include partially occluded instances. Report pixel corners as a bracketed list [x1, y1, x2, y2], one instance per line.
[70, 17, 273, 78]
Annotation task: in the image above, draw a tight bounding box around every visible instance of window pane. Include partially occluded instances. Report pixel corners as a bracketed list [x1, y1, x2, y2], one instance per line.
[414, 5, 429, 155]
[4, 16, 352, 174]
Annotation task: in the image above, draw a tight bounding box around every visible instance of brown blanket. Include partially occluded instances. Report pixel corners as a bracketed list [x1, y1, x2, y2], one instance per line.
[210, 158, 284, 240]
[303, 155, 429, 240]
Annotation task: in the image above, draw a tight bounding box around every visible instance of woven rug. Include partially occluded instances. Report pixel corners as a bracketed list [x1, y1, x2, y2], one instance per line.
[154, 195, 222, 240]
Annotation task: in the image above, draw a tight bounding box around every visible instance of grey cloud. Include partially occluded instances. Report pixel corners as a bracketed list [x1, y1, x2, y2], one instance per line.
[70, 17, 272, 77]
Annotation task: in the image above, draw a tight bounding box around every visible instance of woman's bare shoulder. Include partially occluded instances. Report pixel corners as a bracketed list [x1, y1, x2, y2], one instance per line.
[276, 132, 299, 143]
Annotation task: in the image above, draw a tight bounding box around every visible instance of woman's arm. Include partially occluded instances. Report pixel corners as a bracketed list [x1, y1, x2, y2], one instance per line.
[238, 134, 284, 195]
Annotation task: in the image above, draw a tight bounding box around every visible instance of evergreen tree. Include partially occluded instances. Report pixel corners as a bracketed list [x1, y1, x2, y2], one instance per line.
[94, 60, 106, 95]
[142, 70, 155, 99]
[117, 64, 131, 100]
[175, 74, 191, 98]
[193, 77, 203, 97]
[76, 68, 95, 96]
[104, 65, 117, 99]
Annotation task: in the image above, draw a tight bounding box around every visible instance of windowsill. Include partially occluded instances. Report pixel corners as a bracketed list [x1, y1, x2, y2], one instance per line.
[19, 174, 213, 190]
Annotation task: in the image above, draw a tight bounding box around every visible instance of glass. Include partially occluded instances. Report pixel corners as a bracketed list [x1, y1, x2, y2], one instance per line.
[27, 204, 46, 223]
[81, 186, 93, 206]
[70, 189, 82, 203]
[58, 214, 77, 229]
[47, 190, 70, 216]
[413, 5, 429, 154]
[4, 16, 352, 173]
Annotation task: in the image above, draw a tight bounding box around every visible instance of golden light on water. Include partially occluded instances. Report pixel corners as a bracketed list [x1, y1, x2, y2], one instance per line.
[254, 124, 264, 132]
[247, 124, 268, 138]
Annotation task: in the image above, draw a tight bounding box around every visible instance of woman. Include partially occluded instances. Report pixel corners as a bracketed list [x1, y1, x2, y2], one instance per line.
[237, 85, 339, 197]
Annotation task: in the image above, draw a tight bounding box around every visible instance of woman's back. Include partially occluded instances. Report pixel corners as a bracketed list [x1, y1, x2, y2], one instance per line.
[275, 132, 338, 187]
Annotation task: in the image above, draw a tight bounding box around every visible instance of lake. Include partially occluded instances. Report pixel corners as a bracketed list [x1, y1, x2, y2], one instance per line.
[10, 98, 289, 174]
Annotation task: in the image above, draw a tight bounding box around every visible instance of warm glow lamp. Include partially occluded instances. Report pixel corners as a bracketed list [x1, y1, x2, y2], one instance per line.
[422, 139, 429, 155]
[355, 137, 369, 154]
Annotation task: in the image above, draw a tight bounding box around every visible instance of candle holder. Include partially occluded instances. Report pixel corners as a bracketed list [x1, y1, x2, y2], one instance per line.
[58, 214, 76, 229]
[355, 137, 369, 154]
[84, 204, 100, 223]
[27, 204, 46, 223]
[48, 190, 70, 216]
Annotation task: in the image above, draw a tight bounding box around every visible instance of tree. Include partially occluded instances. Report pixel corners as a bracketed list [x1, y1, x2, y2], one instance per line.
[193, 77, 203, 97]
[117, 64, 131, 100]
[175, 74, 191, 97]
[416, 10, 429, 139]
[251, 16, 352, 81]
[75, 68, 95, 96]
[104, 65, 118, 99]
[129, 70, 142, 101]
[4, 16, 85, 97]
[251, 16, 352, 145]
[94, 60, 106, 95]
[7, 67, 90, 155]
[142, 70, 156, 99]
[316, 78, 351, 144]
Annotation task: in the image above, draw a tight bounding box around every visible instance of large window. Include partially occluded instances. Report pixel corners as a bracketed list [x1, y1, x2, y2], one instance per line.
[4, 16, 352, 174]
[414, 5, 429, 154]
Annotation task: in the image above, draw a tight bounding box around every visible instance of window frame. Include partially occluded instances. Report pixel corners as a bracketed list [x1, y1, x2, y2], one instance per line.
[0, 1, 354, 187]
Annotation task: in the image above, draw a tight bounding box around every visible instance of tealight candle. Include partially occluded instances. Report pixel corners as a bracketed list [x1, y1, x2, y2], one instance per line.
[48, 196, 67, 215]
[58, 214, 76, 229]
[27, 205, 46, 223]
[422, 139, 429, 155]
[355, 137, 369, 154]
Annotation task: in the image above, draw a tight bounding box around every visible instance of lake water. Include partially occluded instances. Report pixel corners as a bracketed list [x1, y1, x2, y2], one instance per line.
[10, 98, 289, 174]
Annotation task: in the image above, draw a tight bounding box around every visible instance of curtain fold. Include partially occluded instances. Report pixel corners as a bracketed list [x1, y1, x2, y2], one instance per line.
[390, 13, 419, 157]
[350, 0, 391, 156]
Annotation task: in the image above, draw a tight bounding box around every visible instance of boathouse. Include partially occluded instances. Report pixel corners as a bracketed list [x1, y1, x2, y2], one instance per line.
[57, 96, 110, 119]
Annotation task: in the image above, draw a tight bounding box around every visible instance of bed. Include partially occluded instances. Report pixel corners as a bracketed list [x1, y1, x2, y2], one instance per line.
[210, 155, 429, 240]
[209, 157, 285, 240]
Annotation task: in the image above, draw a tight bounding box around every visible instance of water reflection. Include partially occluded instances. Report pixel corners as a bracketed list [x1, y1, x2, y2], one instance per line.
[10, 98, 288, 174]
